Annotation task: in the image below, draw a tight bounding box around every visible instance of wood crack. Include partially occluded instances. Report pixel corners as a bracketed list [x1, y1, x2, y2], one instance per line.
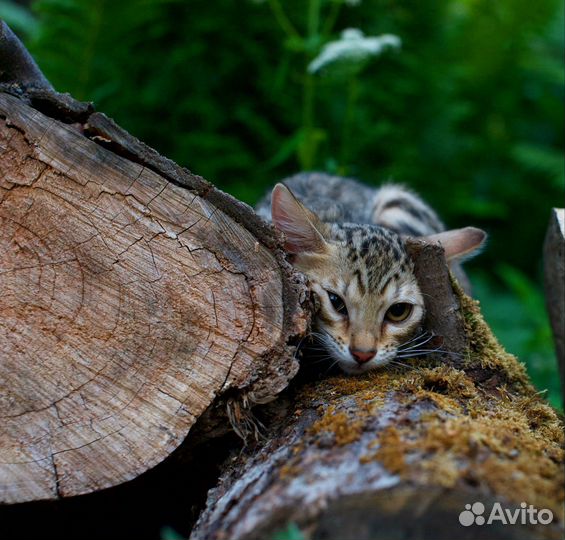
[0, 88, 306, 504]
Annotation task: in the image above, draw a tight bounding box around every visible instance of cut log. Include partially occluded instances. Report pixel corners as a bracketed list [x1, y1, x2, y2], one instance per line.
[0, 88, 308, 503]
[0, 21, 52, 89]
[544, 208, 564, 393]
[191, 287, 565, 540]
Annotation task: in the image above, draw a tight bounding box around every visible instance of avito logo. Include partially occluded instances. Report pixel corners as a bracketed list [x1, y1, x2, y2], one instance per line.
[459, 502, 553, 527]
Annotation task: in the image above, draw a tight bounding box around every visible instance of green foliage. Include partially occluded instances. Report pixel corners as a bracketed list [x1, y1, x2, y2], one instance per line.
[271, 522, 305, 540]
[471, 268, 562, 410]
[0, 0, 38, 38]
[160, 526, 185, 540]
[4, 0, 563, 404]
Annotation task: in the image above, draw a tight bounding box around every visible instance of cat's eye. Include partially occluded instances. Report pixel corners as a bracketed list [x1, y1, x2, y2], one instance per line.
[327, 291, 348, 316]
[385, 303, 413, 322]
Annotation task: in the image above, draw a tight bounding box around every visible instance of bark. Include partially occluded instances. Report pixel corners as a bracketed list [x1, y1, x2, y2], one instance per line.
[191, 286, 565, 540]
[544, 208, 564, 394]
[406, 240, 468, 356]
[0, 21, 52, 89]
[0, 89, 308, 503]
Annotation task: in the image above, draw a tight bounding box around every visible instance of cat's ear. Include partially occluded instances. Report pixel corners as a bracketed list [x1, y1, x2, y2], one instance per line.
[271, 183, 328, 254]
[421, 227, 487, 261]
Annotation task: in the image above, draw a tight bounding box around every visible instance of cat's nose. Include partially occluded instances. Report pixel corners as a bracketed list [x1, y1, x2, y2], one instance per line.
[349, 348, 376, 364]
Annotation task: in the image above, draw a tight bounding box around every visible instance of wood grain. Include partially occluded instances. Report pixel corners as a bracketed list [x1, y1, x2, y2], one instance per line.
[0, 92, 306, 502]
[406, 240, 468, 357]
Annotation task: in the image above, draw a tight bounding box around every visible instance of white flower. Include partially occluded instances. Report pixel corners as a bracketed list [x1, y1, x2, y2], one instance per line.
[308, 28, 401, 77]
[344, 0, 362, 5]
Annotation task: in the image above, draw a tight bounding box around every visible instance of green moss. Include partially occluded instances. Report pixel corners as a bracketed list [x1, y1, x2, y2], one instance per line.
[289, 284, 564, 520]
[309, 405, 364, 446]
[454, 278, 532, 391]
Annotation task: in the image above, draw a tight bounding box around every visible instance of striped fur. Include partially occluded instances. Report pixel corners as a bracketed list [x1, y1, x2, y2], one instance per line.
[256, 172, 484, 374]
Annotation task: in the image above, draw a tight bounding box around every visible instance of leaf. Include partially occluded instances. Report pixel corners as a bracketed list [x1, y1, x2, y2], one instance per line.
[160, 526, 185, 540]
[263, 131, 303, 170]
[0, 1, 39, 38]
[512, 143, 565, 189]
[271, 523, 305, 540]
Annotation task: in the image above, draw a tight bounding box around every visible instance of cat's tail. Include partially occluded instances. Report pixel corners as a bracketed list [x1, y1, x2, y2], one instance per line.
[370, 183, 445, 236]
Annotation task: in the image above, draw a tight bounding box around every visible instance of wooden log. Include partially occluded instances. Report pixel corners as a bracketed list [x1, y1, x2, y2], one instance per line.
[191, 285, 565, 540]
[0, 21, 52, 89]
[406, 240, 468, 357]
[0, 88, 308, 503]
[544, 208, 564, 393]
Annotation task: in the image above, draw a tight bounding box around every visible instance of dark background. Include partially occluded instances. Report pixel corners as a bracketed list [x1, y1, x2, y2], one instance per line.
[1, 0, 563, 407]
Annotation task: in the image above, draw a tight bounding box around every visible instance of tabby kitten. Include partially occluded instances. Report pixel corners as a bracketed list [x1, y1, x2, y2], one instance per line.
[256, 173, 486, 374]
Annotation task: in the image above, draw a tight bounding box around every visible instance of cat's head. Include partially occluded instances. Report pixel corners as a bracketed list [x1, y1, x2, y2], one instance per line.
[271, 183, 485, 374]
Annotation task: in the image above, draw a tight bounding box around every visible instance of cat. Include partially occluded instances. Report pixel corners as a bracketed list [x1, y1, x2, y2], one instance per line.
[256, 172, 486, 374]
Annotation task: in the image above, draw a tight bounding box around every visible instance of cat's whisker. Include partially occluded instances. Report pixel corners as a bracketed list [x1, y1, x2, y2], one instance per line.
[400, 331, 438, 347]
[396, 353, 432, 359]
[396, 346, 443, 356]
[398, 331, 432, 348]
[301, 343, 328, 351]
[409, 331, 434, 342]
[396, 349, 444, 357]
[398, 347, 444, 354]
[296, 331, 333, 355]
[423, 347, 464, 358]
[396, 348, 464, 359]
[303, 356, 329, 364]
[323, 358, 341, 375]
[389, 360, 416, 370]
[398, 334, 437, 352]
[307, 356, 335, 365]
[296, 332, 320, 349]
[399, 333, 436, 351]
[303, 346, 334, 357]
[442, 350, 464, 357]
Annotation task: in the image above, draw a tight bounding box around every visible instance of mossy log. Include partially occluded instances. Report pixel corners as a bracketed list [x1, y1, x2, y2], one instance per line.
[191, 289, 564, 540]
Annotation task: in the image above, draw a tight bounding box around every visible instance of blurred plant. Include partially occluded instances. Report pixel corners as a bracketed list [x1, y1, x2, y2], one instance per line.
[308, 28, 400, 172]
[255, 0, 400, 173]
[0, 0, 38, 39]
[307, 29, 400, 76]
[471, 267, 562, 410]
[160, 526, 185, 540]
[26, 0, 173, 103]
[271, 522, 305, 540]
